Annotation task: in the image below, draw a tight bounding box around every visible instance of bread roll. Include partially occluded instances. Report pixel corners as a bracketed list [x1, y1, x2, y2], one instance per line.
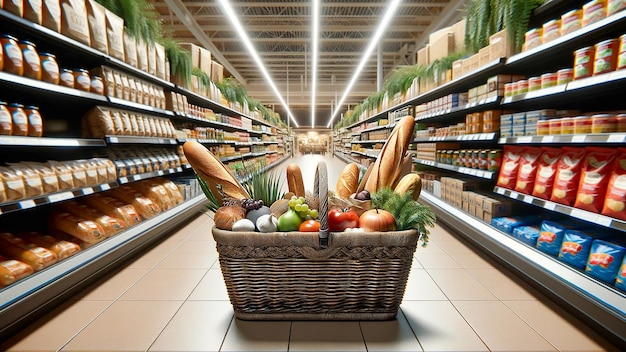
[20, 232, 81, 260]
[364, 116, 415, 193]
[0, 233, 58, 272]
[286, 163, 305, 197]
[59, 201, 127, 237]
[48, 212, 107, 244]
[108, 186, 161, 219]
[83, 194, 142, 225]
[335, 163, 359, 199]
[0, 255, 34, 288]
[183, 141, 250, 205]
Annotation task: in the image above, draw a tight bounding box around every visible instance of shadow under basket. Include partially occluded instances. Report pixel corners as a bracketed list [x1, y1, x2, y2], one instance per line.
[212, 228, 419, 320]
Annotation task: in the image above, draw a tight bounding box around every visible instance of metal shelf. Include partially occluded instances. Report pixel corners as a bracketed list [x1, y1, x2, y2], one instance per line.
[0, 136, 106, 147]
[493, 186, 626, 233]
[413, 159, 496, 179]
[117, 167, 184, 184]
[415, 95, 501, 122]
[500, 133, 626, 145]
[0, 71, 108, 103]
[352, 139, 387, 144]
[105, 136, 178, 145]
[414, 132, 498, 143]
[419, 190, 626, 345]
[0, 182, 118, 216]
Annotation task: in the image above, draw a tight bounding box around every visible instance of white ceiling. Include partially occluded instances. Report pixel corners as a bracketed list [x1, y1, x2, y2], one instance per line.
[149, 0, 467, 127]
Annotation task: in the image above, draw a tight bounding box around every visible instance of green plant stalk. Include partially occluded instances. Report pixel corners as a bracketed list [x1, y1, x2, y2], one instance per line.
[197, 174, 220, 212]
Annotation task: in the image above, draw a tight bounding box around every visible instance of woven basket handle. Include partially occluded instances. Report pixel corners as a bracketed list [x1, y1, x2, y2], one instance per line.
[314, 162, 329, 247]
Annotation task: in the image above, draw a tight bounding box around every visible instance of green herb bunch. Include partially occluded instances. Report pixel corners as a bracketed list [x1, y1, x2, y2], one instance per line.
[372, 188, 436, 246]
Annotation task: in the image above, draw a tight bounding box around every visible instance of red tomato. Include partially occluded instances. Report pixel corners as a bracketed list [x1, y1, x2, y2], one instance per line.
[328, 208, 359, 232]
[299, 219, 321, 232]
[359, 208, 396, 232]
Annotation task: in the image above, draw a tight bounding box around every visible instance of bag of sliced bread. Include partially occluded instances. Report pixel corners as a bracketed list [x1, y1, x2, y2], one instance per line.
[43, 0, 62, 32]
[60, 0, 90, 46]
[24, 0, 43, 25]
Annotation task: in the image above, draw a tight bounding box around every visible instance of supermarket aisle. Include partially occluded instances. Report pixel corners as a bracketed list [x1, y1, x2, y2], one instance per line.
[1, 153, 619, 352]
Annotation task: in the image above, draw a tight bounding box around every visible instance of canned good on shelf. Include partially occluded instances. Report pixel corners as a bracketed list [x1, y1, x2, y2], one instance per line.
[528, 76, 542, 91]
[561, 9, 582, 35]
[537, 120, 550, 135]
[618, 34, 626, 70]
[541, 72, 557, 89]
[549, 118, 562, 135]
[593, 38, 619, 75]
[574, 115, 593, 134]
[561, 117, 575, 135]
[591, 114, 617, 133]
[556, 68, 574, 85]
[574, 46, 595, 80]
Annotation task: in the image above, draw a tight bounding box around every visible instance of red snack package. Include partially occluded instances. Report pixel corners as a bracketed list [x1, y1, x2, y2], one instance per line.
[497, 146, 525, 190]
[515, 147, 543, 194]
[532, 147, 562, 200]
[550, 147, 586, 206]
[602, 149, 626, 220]
[574, 148, 617, 213]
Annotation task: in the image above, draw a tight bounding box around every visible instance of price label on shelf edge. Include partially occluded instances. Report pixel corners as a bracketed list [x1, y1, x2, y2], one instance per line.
[48, 192, 73, 203]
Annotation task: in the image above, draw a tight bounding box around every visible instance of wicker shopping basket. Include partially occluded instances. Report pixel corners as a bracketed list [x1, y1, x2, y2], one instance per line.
[212, 161, 419, 320]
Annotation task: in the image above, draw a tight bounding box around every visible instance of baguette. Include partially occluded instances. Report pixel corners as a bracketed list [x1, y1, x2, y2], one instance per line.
[286, 163, 305, 197]
[58, 201, 127, 237]
[357, 164, 373, 193]
[183, 141, 250, 205]
[0, 255, 34, 288]
[335, 163, 359, 199]
[0, 233, 58, 272]
[364, 116, 415, 193]
[48, 212, 107, 244]
[83, 194, 142, 225]
[20, 232, 81, 260]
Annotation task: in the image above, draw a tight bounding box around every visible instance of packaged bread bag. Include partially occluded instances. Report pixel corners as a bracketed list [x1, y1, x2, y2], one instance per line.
[532, 147, 562, 200]
[123, 32, 137, 67]
[496, 145, 525, 189]
[60, 0, 90, 46]
[515, 146, 543, 194]
[105, 8, 124, 61]
[86, 0, 108, 54]
[0, 232, 58, 272]
[20, 231, 81, 260]
[0, 254, 34, 288]
[602, 149, 626, 220]
[550, 147, 586, 206]
[23, 0, 43, 25]
[0, 166, 27, 201]
[574, 147, 617, 213]
[48, 211, 106, 244]
[3, 0, 23, 17]
[42, 0, 61, 32]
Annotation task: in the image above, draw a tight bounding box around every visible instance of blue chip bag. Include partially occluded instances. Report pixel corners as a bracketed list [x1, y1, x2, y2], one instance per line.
[536, 220, 568, 256]
[491, 215, 537, 234]
[558, 230, 597, 269]
[615, 256, 626, 291]
[585, 240, 626, 285]
[513, 225, 541, 247]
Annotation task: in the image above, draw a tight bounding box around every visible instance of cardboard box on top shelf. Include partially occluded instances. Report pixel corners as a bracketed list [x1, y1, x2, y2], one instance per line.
[482, 196, 513, 217]
[430, 33, 455, 61]
[417, 45, 430, 67]
[452, 59, 464, 80]
[211, 61, 224, 83]
[489, 29, 516, 61]
[451, 19, 466, 52]
[199, 47, 212, 76]
[179, 43, 201, 69]
[479, 46, 490, 67]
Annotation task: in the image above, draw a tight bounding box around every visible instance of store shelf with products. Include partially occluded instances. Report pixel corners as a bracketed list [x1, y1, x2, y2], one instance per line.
[0, 10, 173, 90]
[0, 194, 207, 338]
[414, 132, 498, 143]
[0, 136, 106, 147]
[107, 97, 174, 118]
[415, 95, 501, 123]
[493, 186, 626, 233]
[500, 133, 626, 145]
[105, 136, 178, 145]
[418, 190, 625, 344]
[0, 182, 118, 216]
[117, 167, 185, 184]
[413, 158, 497, 180]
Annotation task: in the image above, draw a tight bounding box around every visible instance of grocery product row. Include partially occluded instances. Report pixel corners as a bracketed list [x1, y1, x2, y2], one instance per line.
[0, 176, 195, 289]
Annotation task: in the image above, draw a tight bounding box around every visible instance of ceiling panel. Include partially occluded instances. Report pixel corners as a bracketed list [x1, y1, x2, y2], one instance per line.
[149, 0, 466, 127]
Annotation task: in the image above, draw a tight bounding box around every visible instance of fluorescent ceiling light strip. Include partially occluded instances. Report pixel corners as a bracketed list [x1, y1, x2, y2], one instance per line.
[217, 0, 299, 127]
[311, 0, 320, 128]
[326, 0, 403, 128]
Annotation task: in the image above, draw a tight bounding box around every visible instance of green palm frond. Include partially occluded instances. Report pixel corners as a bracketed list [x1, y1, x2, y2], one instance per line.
[243, 170, 285, 206]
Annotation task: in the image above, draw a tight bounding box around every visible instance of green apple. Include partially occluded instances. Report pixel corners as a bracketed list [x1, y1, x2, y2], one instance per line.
[277, 209, 303, 231]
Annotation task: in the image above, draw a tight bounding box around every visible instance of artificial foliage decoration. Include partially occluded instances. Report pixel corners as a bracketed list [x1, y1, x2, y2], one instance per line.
[192, 67, 211, 88]
[372, 188, 436, 246]
[161, 37, 192, 87]
[464, 0, 546, 53]
[95, 0, 162, 43]
[384, 65, 425, 98]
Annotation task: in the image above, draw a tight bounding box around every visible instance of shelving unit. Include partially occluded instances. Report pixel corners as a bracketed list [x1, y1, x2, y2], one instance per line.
[0, 7, 290, 340]
[332, 4, 626, 344]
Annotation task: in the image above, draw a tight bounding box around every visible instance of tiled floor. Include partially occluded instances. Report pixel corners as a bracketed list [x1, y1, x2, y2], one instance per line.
[1, 154, 620, 351]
